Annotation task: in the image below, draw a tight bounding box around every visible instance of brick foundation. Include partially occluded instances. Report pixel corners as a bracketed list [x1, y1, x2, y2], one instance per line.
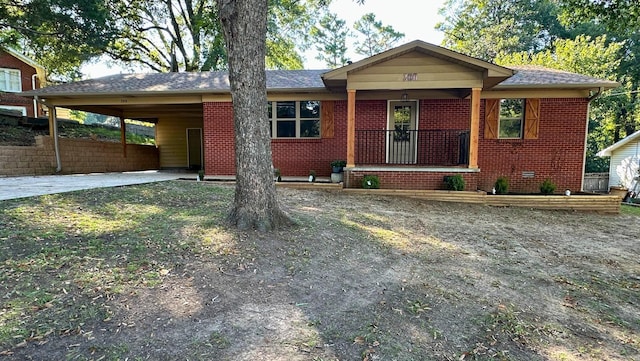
[347, 169, 479, 191]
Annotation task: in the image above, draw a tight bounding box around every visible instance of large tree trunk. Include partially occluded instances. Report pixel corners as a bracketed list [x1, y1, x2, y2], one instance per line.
[217, 0, 291, 231]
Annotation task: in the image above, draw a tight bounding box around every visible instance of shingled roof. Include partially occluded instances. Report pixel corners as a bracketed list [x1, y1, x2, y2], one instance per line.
[23, 69, 329, 97]
[498, 65, 619, 89]
[23, 65, 617, 98]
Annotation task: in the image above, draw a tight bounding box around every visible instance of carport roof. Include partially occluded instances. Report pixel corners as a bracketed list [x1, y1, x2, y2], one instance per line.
[23, 69, 330, 97]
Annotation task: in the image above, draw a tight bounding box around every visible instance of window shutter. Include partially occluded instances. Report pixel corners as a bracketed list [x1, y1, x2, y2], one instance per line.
[484, 99, 499, 139]
[321, 100, 334, 138]
[524, 98, 540, 139]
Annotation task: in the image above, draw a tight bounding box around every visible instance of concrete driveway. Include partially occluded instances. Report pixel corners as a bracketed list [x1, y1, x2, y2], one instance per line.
[0, 171, 188, 201]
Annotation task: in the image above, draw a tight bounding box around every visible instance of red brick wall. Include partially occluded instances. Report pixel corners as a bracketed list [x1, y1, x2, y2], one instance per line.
[419, 99, 470, 130]
[355, 100, 387, 130]
[201, 98, 589, 193]
[272, 100, 347, 177]
[203, 102, 235, 175]
[203, 101, 349, 177]
[0, 51, 39, 117]
[347, 170, 478, 191]
[477, 98, 588, 193]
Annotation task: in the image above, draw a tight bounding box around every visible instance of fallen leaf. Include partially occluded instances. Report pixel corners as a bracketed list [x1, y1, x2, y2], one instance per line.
[353, 336, 365, 345]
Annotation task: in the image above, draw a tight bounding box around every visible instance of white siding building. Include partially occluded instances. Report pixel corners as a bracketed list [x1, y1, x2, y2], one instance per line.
[597, 130, 640, 189]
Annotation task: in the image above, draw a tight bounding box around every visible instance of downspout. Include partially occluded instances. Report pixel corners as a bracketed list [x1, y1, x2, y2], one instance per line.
[581, 87, 604, 191]
[31, 74, 38, 117]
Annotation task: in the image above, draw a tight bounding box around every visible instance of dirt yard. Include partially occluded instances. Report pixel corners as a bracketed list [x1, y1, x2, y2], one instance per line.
[0, 181, 638, 360]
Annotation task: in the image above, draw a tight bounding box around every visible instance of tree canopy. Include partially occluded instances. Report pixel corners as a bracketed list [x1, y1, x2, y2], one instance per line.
[0, 0, 115, 78]
[310, 11, 351, 69]
[0, 0, 330, 78]
[437, 0, 640, 172]
[353, 13, 404, 57]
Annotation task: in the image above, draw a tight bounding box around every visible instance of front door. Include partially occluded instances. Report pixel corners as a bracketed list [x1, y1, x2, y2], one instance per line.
[387, 101, 417, 164]
[187, 128, 203, 170]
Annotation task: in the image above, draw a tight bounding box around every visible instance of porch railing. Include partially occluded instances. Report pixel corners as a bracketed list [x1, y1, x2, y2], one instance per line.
[356, 129, 470, 166]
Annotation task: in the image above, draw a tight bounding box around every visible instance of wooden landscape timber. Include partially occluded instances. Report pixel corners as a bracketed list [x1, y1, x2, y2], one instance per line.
[341, 189, 622, 214]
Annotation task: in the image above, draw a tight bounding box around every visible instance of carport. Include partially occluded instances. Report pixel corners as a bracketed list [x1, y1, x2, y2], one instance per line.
[22, 73, 223, 172]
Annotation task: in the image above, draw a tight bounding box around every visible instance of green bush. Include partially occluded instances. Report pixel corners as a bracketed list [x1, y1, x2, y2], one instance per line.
[331, 160, 347, 168]
[540, 178, 556, 195]
[494, 177, 509, 194]
[362, 175, 380, 189]
[444, 174, 465, 191]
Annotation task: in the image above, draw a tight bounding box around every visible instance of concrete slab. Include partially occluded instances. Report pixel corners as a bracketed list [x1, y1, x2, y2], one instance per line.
[0, 171, 186, 201]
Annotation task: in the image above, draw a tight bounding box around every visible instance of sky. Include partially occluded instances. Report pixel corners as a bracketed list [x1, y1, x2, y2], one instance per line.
[81, 0, 448, 78]
[306, 0, 447, 68]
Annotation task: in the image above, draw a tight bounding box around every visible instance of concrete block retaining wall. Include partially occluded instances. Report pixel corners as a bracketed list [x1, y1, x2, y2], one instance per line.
[0, 136, 159, 176]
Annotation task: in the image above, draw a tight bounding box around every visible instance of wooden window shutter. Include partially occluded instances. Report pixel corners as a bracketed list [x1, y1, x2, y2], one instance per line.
[321, 100, 334, 138]
[524, 98, 540, 139]
[484, 99, 499, 139]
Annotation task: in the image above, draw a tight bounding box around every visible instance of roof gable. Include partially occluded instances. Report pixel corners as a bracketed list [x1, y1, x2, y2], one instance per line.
[322, 40, 514, 91]
[1, 47, 47, 85]
[597, 129, 640, 157]
[1, 48, 43, 70]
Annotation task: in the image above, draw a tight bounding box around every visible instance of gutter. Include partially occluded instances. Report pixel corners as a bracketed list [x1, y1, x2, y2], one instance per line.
[31, 74, 38, 116]
[588, 86, 604, 102]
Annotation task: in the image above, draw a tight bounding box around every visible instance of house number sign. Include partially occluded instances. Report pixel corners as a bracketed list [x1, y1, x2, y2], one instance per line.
[403, 73, 418, 81]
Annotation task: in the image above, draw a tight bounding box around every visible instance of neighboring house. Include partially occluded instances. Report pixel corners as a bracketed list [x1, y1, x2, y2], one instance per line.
[597, 130, 640, 190]
[23, 40, 619, 193]
[0, 47, 46, 117]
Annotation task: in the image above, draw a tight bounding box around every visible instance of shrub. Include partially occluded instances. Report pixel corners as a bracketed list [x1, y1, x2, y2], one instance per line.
[494, 177, 509, 194]
[331, 160, 347, 168]
[540, 178, 556, 195]
[444, 174, 465, 191]
[274, 168, 281, 182]
[362, 174, 380, 189]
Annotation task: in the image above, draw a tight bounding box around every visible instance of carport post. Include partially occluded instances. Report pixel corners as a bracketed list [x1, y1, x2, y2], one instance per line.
[120, 117, 127, 158]
[48, 106, 62, 172]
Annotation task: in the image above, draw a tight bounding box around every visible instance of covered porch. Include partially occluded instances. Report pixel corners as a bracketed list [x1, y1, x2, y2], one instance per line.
[321, 41, 514, 190]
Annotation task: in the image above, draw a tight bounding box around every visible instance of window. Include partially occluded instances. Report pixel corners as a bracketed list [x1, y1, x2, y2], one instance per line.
[485, 98, 540, 140]
[0, 68, 21, 92]
[0, 105, 27, 116]
[267, 100, 320, 138]
[498, 99, 524, 139]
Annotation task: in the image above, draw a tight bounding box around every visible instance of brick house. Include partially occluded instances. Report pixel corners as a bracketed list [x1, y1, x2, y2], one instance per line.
[0, 47, 46, 117]
[23, 40, 618, 193]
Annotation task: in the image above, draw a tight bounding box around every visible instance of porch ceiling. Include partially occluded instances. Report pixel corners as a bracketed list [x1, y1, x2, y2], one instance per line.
[53, 102, 203, 122]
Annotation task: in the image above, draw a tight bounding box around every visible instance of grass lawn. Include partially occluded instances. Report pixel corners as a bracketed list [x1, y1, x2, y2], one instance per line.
[622, 203, 640, 216]
[1, 181, 638, 360]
